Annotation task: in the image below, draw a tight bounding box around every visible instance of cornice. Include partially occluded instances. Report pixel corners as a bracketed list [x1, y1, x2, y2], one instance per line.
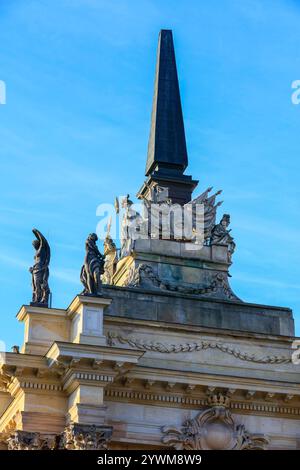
[104, 316, 297, 344]
[105, 388, 300, 419]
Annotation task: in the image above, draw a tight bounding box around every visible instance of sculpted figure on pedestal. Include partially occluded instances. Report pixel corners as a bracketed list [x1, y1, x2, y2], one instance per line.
[80, 233, 105, 295]
[102, 230, 118, 285]
[211, 214, 236, 261]
[29, 228, 51, 306]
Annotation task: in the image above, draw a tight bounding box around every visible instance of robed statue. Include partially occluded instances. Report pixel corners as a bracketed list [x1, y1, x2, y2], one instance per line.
[211, 214, 236, 261]
[30, 229, 51, 306]
[102, 218, 118, 285]
[80, 233, 105, 295]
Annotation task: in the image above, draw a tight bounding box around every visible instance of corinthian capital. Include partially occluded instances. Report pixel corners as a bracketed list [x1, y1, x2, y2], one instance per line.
[7, 431, 56, 450]
[60, 424, 113, 450]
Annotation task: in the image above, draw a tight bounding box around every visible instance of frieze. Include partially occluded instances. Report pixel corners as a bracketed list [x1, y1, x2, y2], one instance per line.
[125, 264, 239, 300]
[107, 332, 291, 364]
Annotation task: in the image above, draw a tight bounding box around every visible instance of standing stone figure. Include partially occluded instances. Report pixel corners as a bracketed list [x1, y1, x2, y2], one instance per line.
[211, 214, 236, 261]
[29, 229, 51, 306]
[120, 195, 141, 258]
[80, 233, 104, 295]
[102, 228, 118, 285]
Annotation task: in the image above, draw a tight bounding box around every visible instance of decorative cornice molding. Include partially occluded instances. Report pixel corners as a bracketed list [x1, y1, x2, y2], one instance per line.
[71, 372, 114, 382]
[107, 332, 291, 364]
[105, 388, 206, 406]
[20, 381, 63, 392]
[105, 388, 300, 417]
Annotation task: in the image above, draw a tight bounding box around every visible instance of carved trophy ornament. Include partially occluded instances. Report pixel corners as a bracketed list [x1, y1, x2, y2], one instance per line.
[162, 393, 269, 450]
[80, 233, 105, 295]
[29, 228, 51, 306]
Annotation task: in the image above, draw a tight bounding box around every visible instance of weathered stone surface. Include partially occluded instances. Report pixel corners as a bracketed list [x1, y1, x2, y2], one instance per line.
[101, 285, 294, 336]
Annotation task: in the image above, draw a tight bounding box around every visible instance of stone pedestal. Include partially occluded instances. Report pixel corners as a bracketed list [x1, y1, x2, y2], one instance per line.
[68, 296, 112, 346]
[112, 238, 239, 301]
[16, 305, 69, 355]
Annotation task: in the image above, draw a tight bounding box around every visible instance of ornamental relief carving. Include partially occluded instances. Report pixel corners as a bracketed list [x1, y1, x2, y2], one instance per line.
[107, 331, 291, 364]
[162, 394, 269, 450]
[2, 424, 113, 451]
[125, 263, 239, 300]
[6, 431, 57, 450]
[59, 424, 112, 450]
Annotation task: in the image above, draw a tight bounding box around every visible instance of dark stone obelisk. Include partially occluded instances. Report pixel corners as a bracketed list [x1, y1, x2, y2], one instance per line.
[138, 30, 198, 205]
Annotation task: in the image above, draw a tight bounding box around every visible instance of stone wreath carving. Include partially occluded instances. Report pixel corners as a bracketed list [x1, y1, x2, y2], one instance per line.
[162, 394, 269, 450]
[107, 332, 291, 364]
[126, 263, 239, 300]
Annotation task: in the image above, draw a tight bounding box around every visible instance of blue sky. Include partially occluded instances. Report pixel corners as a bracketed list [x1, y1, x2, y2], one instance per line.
[0, 0, 300, 348]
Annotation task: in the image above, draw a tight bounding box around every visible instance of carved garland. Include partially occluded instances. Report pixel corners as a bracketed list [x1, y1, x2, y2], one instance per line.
[126, 263, 239, 300]
[107, 332, 291, 364]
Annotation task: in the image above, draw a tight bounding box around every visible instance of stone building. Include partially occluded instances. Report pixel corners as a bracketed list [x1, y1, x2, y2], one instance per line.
[0, 30, 299, 451]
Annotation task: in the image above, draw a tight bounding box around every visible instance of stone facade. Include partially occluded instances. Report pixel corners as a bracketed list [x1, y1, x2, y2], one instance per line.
[0, 29, 299, 451]
[0, 293, 299, 450]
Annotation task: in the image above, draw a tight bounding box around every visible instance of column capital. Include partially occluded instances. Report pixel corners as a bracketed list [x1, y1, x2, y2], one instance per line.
[60, 423, 113, 450]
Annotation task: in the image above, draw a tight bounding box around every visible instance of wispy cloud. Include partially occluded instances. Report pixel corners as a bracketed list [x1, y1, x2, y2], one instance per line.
[0, 251, 79, 285]
[0, 253, 28, 269]
[52, 268, 80, 285]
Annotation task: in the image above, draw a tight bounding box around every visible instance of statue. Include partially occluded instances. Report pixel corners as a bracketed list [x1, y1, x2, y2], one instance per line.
[211, 214, 236, 261]
[119, 195, 141, 258]
[101, 219, 118, 285]
[80, 233, 105, 295]
[29, 229, 51, 307]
